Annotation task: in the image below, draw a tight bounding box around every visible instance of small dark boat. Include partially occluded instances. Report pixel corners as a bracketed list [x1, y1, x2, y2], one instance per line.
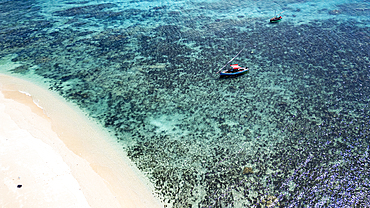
[270, 11, 284, 23]
[270, 16, 282, 23]
[219, 64, 249, 77]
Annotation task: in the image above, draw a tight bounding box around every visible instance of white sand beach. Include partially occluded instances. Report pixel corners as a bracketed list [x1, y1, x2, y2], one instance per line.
[0, 74, 162, 208]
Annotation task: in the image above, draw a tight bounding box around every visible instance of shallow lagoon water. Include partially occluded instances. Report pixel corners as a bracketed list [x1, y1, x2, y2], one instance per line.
[1, 0, 370, 207]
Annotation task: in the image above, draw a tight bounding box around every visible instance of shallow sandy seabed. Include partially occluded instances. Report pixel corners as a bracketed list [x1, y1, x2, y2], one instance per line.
[0, 74, 162, 208]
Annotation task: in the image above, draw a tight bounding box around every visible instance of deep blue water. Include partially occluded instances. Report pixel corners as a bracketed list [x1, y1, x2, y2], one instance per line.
[1, 0, 370, 207]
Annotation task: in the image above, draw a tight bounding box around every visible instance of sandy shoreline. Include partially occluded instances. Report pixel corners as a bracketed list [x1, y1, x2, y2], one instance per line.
[0, 74, 162, 208]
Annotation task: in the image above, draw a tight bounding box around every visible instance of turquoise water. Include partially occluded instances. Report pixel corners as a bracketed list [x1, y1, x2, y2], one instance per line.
[1, 0, 370, 207]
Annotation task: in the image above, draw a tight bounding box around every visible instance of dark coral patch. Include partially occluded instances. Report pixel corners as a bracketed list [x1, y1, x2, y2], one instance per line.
[53, 3, 117, 18]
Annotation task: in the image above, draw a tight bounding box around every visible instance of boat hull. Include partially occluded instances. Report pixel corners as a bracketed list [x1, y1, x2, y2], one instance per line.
[270, 17, 282, 23]
[270, 19, 281, 23]
[219, 69, 249, 77]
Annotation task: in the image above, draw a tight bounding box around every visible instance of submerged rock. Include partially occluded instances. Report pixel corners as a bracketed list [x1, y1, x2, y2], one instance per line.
[243, 167, 253, 174]
[261, 195, 279, 207]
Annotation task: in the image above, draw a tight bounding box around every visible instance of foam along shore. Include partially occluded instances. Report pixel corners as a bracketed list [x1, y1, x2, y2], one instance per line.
[0, 74, 162, 208]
